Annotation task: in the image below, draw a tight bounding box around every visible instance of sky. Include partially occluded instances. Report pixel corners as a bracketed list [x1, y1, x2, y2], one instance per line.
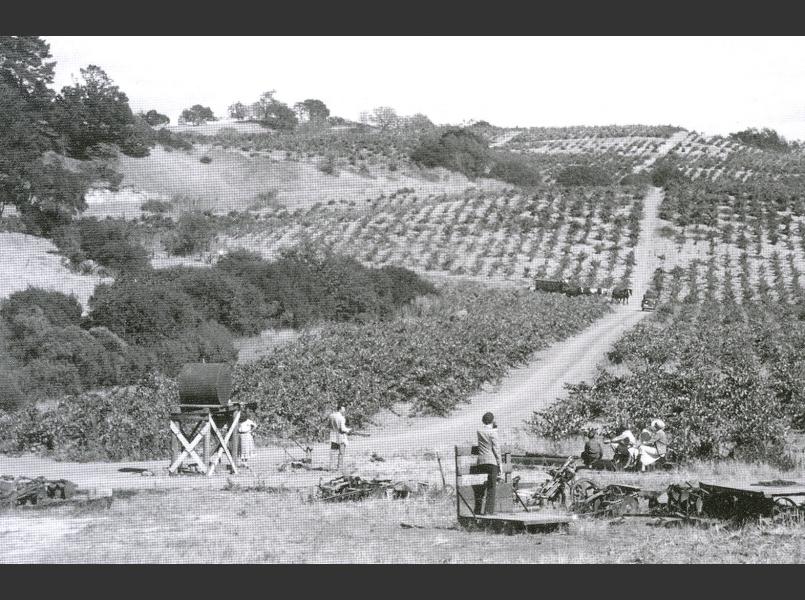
[42, 36, 805, 140]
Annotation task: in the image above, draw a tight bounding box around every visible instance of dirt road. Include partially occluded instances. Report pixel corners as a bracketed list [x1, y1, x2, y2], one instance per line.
[348, 186, 666, 454]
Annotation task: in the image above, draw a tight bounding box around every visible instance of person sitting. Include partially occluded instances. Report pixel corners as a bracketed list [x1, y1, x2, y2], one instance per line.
[638, 419, 668, 471]
[608, 428, 640, 470]
[580, 430, 603, 468]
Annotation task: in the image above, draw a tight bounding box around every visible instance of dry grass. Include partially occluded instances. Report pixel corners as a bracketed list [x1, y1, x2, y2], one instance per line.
[105, 145, 505, 218]
[0, 232, 108, 310]
[2, 483, 802, 564]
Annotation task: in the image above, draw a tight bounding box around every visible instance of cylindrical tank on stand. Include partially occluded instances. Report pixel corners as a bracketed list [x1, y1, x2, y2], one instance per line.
[177, 363, 233, 406]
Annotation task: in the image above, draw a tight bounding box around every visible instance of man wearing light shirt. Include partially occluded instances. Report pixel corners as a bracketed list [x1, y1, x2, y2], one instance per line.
[474, 411, 501, 515]
[328, 404, 351, 471]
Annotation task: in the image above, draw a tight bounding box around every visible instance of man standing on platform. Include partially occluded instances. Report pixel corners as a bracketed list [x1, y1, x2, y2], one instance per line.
[474, 411, 501, 515]
[328, 403, 351, 471]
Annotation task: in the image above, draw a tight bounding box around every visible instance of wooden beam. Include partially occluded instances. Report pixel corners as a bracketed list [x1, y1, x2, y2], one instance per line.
[168, 420, 209, 473]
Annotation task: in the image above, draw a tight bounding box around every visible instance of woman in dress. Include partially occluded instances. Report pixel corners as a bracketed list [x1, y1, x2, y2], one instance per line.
[638, 419, 668, 471]
[238, 412, 258, 469]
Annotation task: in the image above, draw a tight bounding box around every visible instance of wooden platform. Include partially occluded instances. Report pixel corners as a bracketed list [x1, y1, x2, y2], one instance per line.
[454, 445, 574, 533]
[473, 511, 574, 525]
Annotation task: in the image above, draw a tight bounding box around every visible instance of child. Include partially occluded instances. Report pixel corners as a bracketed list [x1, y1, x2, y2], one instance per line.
[238, 412, 258, 469]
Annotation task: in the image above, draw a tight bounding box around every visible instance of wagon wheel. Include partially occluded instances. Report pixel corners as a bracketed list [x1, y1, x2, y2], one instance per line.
[772, 497, 802, 526]
[569, 479, 598, 508]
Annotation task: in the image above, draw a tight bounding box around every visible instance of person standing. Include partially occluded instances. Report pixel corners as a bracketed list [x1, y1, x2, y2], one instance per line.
[581, 429, 604, 468]
[639, 419, 668, 471]
[238, 412, 258, 469]
[328, 403, 351, 471]
[474, 412, 501, 515]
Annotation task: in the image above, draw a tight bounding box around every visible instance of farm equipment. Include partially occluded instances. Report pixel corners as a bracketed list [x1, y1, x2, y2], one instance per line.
[566, 478, 805, 526]
[697, 481, 805, 525]
[0, 475, 112, 509]
[316, 475, 428, 502]
[512, 456, 577, 508]
[1, 475, 77, 508]
[455, 446, 573, 534]
[569, 480, 643, 517]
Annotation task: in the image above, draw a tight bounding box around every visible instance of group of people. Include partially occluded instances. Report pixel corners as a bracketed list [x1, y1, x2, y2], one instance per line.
[233, 404, 352, 471]
[581, 419, 669, 472]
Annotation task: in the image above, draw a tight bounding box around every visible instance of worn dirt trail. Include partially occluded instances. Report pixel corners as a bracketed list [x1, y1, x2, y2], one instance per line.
[347, 186, 666, 455]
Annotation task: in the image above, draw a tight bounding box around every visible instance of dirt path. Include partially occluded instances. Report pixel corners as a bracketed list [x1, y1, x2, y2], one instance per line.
[634, 130, 691, 172]
[347, 186, 666, 454]
[489, 130, 521, 148]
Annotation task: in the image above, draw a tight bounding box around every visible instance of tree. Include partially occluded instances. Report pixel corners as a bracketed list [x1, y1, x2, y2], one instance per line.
[228, 101, 247, 121]
[251, 91, 297, 130]
[402, 113, 435, 131]
[0, 37, 146, 232]
[55, 65, 150, 159]
[141, 109, 170, 127]
[0, 36, 56, 104]
[294, 98, 330, 124]
[410, 127, 491, 178]
[366, 106, 400, 130]
[730, 127, 791, 152]
[179, 104, 216, 126]
[16, 157, 91, 236]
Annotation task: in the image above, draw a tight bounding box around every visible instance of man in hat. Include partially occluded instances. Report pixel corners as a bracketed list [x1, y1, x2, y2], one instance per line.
[638, 419, 668, 471]
[328, 403, 351, 471]
[474, 411, 502, 515]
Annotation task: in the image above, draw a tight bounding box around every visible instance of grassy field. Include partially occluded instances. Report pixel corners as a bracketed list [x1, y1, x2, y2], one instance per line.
[2, 474, 802, 564]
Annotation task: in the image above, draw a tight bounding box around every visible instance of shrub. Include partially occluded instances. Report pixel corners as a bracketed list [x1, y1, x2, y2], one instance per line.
[54, 218, 150, 273]
[729, 127, 791, 153]
[216, 246, 435, 327]
[488, 153, 544, 187]
[0, 289, 83, 338]
[410, 127, 491, 178]
[166, 212, 216, 256]
[0, 368, 25, 411]
[11, 324, 133, 396]
[556, 165, 611, 186]
[146, 267, 272, 335]
[318, 154, 338, 176]
[9, 373, 179, 461]
[87, 278, 204, 345]
[154, 128, 193, 151]
[651, 160, 689, 188]
[140, 199, 172, 213]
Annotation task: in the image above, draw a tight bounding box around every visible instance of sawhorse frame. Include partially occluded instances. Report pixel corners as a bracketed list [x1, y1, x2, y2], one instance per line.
[168, 405, 242, 476]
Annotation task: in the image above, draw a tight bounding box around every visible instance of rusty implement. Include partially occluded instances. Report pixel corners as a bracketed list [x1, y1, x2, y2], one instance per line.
[316, 475, 427, 502]
[569, 481, 643, 517]
[0, 475, 78, 508]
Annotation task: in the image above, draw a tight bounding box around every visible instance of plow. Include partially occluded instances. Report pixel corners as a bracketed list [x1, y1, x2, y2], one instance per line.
[316, 475, 429, 502]
[566, 478, 805, 526]
[0, 475, 112, 509]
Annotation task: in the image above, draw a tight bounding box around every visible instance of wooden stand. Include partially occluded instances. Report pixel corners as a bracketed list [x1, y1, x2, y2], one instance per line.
[168, 404, 242, 476]
[454, 445, 573, 533]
